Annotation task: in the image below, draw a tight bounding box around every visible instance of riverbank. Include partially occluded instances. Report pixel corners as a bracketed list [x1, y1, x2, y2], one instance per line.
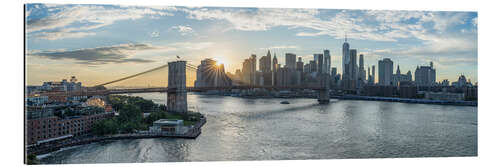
[28, 117, 206, 156]
[336, 95, 477, 106]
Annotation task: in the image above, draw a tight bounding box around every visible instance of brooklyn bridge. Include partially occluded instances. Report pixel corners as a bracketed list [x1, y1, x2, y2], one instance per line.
[39, 60, 339, 112]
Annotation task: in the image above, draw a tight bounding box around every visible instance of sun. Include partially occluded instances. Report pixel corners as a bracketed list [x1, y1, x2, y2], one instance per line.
[213, 57, 227, 66]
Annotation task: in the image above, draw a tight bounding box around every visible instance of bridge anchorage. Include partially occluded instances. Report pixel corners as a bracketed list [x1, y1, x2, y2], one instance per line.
[317, 74, 331, 104]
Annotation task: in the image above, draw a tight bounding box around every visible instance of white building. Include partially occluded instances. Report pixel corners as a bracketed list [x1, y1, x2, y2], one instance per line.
[149, 119, 187, 134]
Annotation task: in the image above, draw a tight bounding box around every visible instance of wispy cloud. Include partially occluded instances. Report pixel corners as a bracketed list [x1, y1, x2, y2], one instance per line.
[27, 42, 215, 65]
[260, 45, 300, 50]
[170, 25, 195, 36]
[27, 43, 158, 65]
[26, 4, 172, 40]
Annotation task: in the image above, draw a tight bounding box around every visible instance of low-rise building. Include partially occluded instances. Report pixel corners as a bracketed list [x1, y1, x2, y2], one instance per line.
[26, 95, 49, 105]
[149, 119, 187, 134]
[424, 91, 465, 101]
[26, 112, 114, 145]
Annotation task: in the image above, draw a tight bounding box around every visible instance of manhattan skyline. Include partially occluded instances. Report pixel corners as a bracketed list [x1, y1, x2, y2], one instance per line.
[25, 4, 477, 86]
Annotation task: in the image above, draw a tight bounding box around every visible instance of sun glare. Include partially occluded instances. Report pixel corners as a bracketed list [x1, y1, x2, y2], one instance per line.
[213, 57, 227, 66]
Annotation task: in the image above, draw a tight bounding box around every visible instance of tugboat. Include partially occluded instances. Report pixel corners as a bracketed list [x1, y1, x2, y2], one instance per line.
[280, 101, 290, 104]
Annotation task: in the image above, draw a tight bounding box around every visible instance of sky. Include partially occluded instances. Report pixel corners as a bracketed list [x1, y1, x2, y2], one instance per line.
[25, 4, 478, 87]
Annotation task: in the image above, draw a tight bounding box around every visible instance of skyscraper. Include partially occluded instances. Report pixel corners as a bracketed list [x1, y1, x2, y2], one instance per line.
[272, 53, 278, 72]
[259, 50, 272, 73]
[314, 53, 324, 74]
[242, 54, 257, 85]
[259, 50, 273, 86]
[378, 58, 394, 86]
[251, 54, 257, 85]
[296, 57, 304, 72]
[349, 49, 357, 81]
[415, 61, 436, 86]
[272, 53, 278, 86]
[359, 54, 365, 82]
[285, 53, 297, 70]
[372, 65, 375, 83]
[323, 50, 331, 75]
[342, 34, 350, 80]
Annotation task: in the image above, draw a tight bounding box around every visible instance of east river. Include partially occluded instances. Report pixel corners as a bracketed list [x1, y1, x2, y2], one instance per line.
[40, 93, 477, 164]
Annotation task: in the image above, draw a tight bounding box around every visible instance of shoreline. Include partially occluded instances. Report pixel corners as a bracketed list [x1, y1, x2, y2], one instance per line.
[28, 117, 206, 157]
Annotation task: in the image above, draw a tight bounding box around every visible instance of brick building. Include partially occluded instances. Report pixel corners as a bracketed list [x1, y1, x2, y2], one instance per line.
[26, 112, 113, 145]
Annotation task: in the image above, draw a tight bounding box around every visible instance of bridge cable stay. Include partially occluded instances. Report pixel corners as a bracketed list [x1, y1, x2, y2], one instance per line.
[94, 63, 198, 87]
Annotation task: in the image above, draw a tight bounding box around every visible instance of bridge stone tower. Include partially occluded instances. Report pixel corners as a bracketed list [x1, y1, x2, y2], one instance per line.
[317, 74, 330, 104]
[167, 61, 188, 113]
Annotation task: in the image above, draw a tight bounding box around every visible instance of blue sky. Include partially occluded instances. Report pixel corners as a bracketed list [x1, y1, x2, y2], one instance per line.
[25, 4, 478, 86]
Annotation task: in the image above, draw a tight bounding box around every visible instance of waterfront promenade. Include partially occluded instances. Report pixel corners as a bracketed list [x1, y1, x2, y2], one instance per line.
[28, 117, 206, 156]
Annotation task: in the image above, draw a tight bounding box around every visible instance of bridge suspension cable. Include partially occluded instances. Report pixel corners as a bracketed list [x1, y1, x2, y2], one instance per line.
[94, 62, 198, 87]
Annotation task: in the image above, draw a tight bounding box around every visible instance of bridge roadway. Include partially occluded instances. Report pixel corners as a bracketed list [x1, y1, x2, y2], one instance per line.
[37, 85, 354, 97]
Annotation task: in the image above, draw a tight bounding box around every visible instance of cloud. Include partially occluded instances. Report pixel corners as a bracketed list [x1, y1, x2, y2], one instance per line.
[27, 43, 158, 65]
[32, 29, 96, 40]
[170, 25, 195, 36]
[150, 31, 160, 38]
[174, 7, 476, 44]
[27, 41, 215, 65]
[260, 45, 300, 50]
[26, 4, 172, 40]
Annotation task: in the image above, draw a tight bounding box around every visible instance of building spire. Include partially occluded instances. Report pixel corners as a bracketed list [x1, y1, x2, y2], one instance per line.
[345, 32, 347, 42]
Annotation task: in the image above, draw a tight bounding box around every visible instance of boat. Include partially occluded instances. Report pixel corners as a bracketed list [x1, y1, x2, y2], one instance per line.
[280, 101, 290, 104]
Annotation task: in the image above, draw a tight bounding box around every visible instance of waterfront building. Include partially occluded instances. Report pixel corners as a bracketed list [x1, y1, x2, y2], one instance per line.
[347, 49, 358, 89]
[415, 61, 436, 86]
[149, 119, 187, 134]
[309, 60, 317, 73]
[367, 67, 374, 85]
[272, 54, 278, 86]
[342, 34, 350, 80]
[378, 58, 394, 86]
[26, 95, 49, 106]
[358, 54, 366, 83]
[195, 58, 232, 88]
[349, 49, 357, 80]
[331, 67, 337, 77]
[314, 53, 324, 74]
[242, 55, 257, 85]
[424, 91, 465, 101]
[41, 76, 82, 92]
[399, 81, 417, 98]
[296, 57, 304, 72]
[286, 53, 297, 70]
[259, 51, 273, 86]
[27, 110, 113, 145]
[363, 85, 396, 97]
[259, 50, 272, 73]
[372, 65, 375, 84]
[440, 79, 450, 86]
[323, 50, 331, 74]
[451, 75, 471, 88]
[392, 65, 412, 86]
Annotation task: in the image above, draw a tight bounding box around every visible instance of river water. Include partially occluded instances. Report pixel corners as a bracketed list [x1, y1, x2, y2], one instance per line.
[41, 92, 477, 164]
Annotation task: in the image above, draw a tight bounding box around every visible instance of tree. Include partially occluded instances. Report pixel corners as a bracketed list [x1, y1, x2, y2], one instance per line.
[27, 154, 39, 165]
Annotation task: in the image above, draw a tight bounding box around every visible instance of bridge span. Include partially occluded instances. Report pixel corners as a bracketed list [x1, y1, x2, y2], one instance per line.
[37, 61, 338, 107]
